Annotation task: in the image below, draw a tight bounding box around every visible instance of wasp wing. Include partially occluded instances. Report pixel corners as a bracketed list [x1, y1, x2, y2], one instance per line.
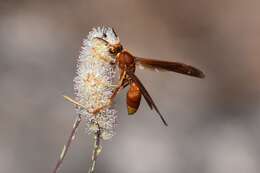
[135, 57, 205, 78]
[126, 70, 168, 126]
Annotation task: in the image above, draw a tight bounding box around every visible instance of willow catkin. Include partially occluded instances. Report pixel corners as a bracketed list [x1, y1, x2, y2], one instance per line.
[73, 26, 120, 140]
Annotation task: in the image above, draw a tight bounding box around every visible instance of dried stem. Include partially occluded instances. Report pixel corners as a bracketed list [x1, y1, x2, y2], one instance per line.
[88, 126, 102, 173]
[52, 96, 103, 173]
[52, 114, 82, 173]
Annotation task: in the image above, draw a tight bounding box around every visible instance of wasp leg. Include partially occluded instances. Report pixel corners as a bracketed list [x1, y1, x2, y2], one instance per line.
[92, 70, 127, 114]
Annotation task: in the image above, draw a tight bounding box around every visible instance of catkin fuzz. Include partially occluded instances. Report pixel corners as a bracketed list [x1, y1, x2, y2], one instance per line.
[74, 27, 120, 140]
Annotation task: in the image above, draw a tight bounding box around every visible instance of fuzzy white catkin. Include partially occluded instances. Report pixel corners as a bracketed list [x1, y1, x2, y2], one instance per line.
[73, 26, 120, 140]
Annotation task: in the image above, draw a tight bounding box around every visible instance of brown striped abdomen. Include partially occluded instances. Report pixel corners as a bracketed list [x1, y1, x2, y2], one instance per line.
[127, 82, 142, 115]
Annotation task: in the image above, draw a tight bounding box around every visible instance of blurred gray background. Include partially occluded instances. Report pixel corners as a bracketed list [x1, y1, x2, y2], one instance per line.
[1, 0, 260, 173]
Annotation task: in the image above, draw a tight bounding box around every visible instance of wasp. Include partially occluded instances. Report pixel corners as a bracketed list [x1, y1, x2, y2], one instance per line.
[92, 36, 205, 126]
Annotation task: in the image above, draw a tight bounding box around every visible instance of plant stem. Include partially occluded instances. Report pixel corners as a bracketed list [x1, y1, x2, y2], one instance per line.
[52, 115, 82, 173]
[88, 127, 101, 173]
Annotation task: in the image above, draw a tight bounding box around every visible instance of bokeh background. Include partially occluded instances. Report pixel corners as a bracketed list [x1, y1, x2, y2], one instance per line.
[1, 0, 260, 173]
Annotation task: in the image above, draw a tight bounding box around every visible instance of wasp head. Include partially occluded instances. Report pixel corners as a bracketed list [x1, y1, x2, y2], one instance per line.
[109, 43, 123, 55]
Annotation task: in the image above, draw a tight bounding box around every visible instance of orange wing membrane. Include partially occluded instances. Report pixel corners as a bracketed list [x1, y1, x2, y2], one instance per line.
[126, 70, 168, 126]
[135, 57, 205, 78]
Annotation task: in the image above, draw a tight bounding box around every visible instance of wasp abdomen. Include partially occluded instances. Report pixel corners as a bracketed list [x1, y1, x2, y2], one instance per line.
[127, 82, 142, 115]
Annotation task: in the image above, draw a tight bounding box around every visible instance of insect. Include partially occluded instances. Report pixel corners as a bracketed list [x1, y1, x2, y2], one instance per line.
[65, 26, 205, 128]
[92, 33, 205, 126]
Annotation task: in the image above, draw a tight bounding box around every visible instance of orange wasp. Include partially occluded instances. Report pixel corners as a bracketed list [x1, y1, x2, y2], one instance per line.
[100, 39, 205, 126]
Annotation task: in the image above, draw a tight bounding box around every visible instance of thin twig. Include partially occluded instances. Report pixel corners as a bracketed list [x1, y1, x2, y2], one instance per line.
[88, 126, 101, 173]
[52, 114, 82, 173]
[63, 95, 89, 110]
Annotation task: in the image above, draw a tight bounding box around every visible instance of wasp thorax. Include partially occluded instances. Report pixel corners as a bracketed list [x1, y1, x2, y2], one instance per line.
[118, 51, 135, 69]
